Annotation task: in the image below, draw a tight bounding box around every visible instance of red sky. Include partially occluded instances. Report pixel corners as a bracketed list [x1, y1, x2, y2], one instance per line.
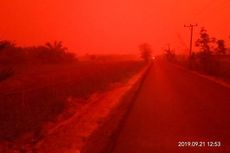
[0, 0, 230, 55]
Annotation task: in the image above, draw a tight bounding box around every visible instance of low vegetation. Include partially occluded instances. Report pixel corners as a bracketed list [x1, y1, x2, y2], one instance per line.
[0, 40, 145, 147]
[0, 40, 76, 81]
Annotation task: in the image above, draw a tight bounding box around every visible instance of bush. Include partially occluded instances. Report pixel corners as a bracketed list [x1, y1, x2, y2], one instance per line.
[196, 51, 220, 75]
[0, 40, 77, 81]
[0, 60, 145, 143]
[0, 67, 14, 81]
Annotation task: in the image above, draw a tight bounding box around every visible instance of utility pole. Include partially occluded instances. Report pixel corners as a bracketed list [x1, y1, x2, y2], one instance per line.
[184, 24, 198, 57]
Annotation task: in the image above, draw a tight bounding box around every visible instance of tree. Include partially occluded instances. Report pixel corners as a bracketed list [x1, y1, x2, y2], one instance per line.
[0, 40, 25, 65]
[195, 27, 216, 54]
[45, 41, 67, 52]
[164, 47, 176, 61]
[139, 43, 152, 62]
[0, 41, 23, 81]
[216, 39, 226, 55]
[0, 40, 15, 51]
[195, 28, 219, 74]
[195, 27, 215, 63]
[41, 41, 70, 63]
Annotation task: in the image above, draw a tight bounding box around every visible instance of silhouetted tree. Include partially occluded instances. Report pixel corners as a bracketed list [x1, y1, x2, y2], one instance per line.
[195, 27, 215, 54]
[0, 41, 24, 81]
[0, 40, 15, 51]
[0, 40, 76, 65]
[139, 43, 152, 62]
[164, 47, 176, 61]
[0, 40, 77, 81]
[215, 39, 226, 55]
[0, 41, 25, 65]
[45, 41, 67, 52]
[37, 41, 74, 63]
[195, 27, 215, 62]
[195, 28, 219, 74]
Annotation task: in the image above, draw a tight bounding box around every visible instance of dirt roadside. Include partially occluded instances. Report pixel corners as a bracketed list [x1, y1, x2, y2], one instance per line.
[81, 62, 153, 153]
[31, 62, 153, 153]
[0, 62, 152, 153]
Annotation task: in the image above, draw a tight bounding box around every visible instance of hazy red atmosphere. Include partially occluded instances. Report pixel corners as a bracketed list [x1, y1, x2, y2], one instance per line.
[1, 1, 230, 152]
[0, 0, 230, 55]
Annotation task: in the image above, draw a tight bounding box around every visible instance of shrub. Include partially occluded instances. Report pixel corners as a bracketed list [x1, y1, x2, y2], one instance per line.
[0, 67, 14, 81]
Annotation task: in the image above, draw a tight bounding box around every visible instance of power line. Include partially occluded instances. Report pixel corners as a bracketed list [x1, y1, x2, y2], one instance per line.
[184, 24, 198, 57]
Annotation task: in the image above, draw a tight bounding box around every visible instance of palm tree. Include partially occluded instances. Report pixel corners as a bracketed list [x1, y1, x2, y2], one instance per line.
[45, 41, 67, 53]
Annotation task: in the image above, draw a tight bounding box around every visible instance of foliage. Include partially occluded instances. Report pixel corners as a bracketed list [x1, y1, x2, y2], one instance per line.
[179, 27, 230, 76]
[139, 43, 152, 62]
[195, 27, 215, 54]
[0, 40, 15, 50]
[0, 40, 76, 65]
[193, 28, 217, 74]
[0, 61, 144, 143]
[27, 41, 76, 64]
[215, 39, 227, 55]
[0, 68, 14, 81]
[0, 40, 77, 81]
[0, 41, 25, 66]
[164, 47, 176, 61]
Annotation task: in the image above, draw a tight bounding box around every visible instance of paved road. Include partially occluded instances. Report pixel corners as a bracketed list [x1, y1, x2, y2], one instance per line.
[111, 60, 230, 153]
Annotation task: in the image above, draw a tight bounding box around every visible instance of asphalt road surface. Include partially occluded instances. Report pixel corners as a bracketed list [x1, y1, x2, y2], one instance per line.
[111, 60, 230, 153]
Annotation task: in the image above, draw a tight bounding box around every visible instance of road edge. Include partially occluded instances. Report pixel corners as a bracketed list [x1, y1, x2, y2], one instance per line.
[81, 61, 153, 153]
[172, 63, 230, 89]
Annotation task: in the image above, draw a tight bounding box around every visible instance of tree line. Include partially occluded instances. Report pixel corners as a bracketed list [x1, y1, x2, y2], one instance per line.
[190, 27, 229, 74]
[166, 27, 230, 77]
[0, 40, 76, 81]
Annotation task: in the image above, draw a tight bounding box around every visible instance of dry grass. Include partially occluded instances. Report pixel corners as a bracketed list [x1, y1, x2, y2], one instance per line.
[175, 55, 230, 82]
[0, 60, 145, 142]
